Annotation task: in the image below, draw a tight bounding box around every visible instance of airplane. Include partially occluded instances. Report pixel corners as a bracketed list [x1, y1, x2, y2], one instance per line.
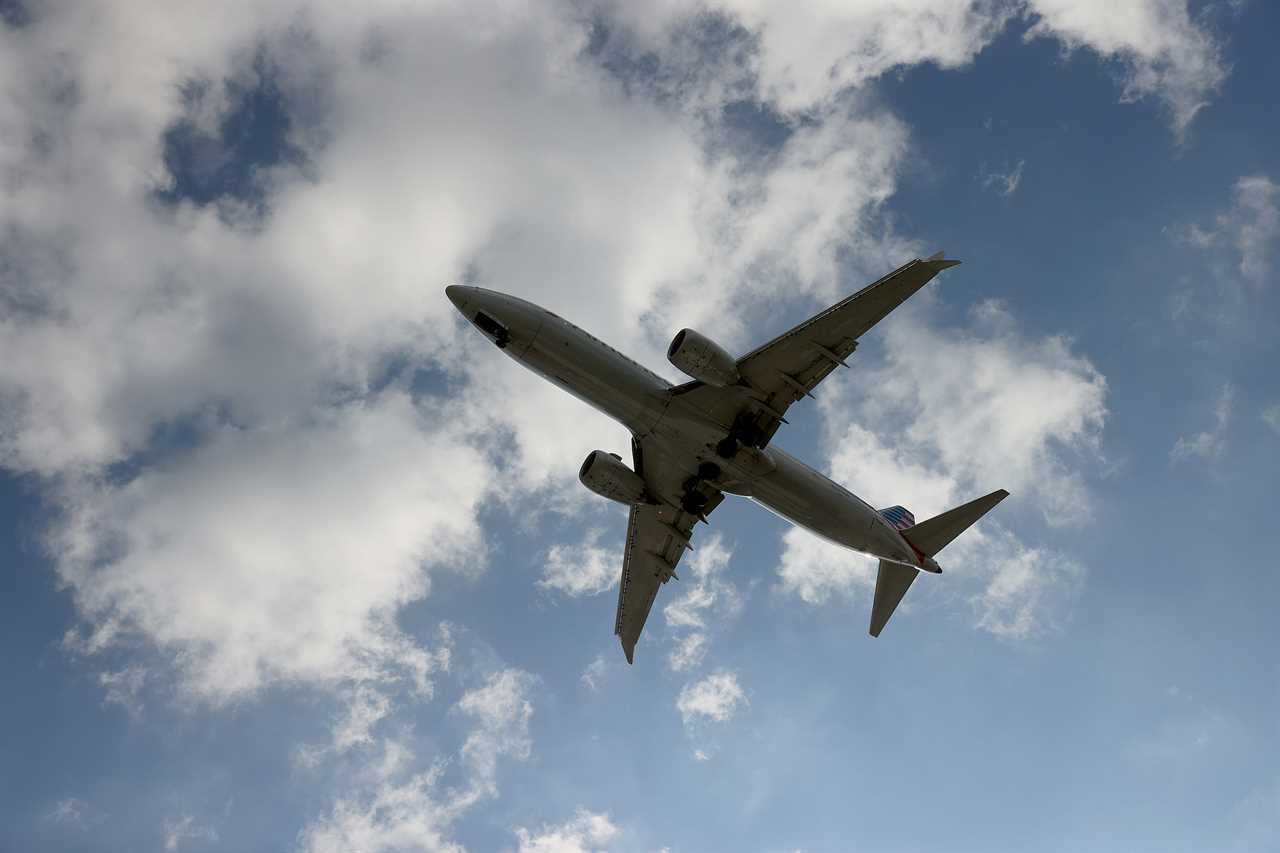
[446, 254, 1008, 663]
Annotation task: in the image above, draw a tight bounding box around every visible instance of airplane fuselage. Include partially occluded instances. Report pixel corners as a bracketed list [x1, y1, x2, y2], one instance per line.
[447, 286, 936, 572]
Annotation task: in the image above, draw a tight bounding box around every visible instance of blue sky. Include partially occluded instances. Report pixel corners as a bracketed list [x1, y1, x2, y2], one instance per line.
[2, 2, 1277, 851]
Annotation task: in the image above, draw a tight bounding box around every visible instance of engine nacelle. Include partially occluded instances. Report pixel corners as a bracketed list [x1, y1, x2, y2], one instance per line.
[579, 450, 647, 505]
[666, 328, 740, 386]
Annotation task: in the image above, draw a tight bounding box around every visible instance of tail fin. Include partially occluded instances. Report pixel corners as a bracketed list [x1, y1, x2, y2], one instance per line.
[901, 489, 1009, 558]
[869, 489, 1009, 637]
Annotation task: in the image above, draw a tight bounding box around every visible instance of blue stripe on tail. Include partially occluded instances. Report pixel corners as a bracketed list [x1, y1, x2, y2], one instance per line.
[878, 505, 915, 531]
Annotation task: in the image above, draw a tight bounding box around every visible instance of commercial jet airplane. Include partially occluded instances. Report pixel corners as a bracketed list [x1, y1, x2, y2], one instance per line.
[447, 254, 1008, 663]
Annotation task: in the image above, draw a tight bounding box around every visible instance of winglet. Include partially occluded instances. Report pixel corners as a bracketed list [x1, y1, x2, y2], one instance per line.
[925, 250, 961, 270]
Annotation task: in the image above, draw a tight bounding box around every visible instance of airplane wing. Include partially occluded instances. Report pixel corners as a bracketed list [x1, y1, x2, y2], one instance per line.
[674, 256, 960, 447]
[614, 438, 724, 664]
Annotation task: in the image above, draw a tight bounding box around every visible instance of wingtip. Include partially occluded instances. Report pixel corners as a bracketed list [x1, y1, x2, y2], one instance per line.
[924, 251, 961, 270]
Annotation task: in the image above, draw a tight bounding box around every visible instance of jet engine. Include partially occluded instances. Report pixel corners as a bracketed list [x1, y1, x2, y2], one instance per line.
[579, 450, 647, 505]
[666, 329, 740, 386]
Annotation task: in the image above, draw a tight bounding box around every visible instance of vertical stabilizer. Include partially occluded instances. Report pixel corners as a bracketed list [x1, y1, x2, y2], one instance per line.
[870, 560, 918, 637]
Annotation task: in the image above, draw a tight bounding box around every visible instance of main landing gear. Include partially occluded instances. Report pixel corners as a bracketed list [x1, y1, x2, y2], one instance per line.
[715, 413, 766, 459]
[680, 461, 722, 516]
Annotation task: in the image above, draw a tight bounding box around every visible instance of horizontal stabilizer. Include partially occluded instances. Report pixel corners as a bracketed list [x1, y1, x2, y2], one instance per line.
[870, 560, 918, 637]
[902, 489, 1010, 558]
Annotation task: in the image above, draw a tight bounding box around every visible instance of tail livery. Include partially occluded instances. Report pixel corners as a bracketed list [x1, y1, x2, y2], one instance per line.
[870, 489, 1010, 637]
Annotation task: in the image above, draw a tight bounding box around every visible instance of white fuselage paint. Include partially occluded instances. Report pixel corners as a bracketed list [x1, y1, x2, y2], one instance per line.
[447, 286, 935, 572]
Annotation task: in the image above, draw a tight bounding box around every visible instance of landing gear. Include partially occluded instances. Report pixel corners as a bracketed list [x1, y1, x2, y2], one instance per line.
[697, 461, 721, 480]
[680, 490, 709, 514]
[715, 436, 739, 459]
[716, 413, 767, 459]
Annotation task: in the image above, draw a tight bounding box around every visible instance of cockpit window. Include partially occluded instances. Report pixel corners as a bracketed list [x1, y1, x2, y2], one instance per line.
[474, 311, 510, 348]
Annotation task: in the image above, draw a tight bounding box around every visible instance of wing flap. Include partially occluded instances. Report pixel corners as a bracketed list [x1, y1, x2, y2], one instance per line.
[615, 502, 699, 663]
[615, 437, 723, 664]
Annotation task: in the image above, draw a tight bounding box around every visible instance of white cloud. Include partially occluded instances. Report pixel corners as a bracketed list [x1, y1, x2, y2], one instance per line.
[581, 655, 609, 692]
[846, 300, 1108, 524]
[299, 668, 536, 853]
[1171, 383, 1233, 463]
[541, 530, 621, 598]
[0, 2, 931, 710]
[1230, 175, 1280, 282]
[53, 393, 475, 703]
[515, 809, 621, 853]
[1176, 175, 1279, 291]
[777, 525, 879, 606]
[959, 527, 1085, 639]
[45, 798, 87, 826]
[1262, 404, 1280, 436]
[776, 299, 1102, 638]
[610, 1, 1225, 133]
[98, 666, 147, 717]
[1023, 0, 1228, 136]
[0, 0, 1199, 714]
[676, 670, 747, 726]
[662, 533, 741, 671]
[456, 668, 536, 805]
[163, 814, 218, 851]
[297, 749, 461, 853]
[980, 159, 1026, 197]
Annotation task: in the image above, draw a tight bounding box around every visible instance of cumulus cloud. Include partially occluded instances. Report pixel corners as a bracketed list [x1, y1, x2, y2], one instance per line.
[297, 747, 460, 853]
[541, 530, 621, 598]
[1023, 0, 1228, 136]
[0, 0, 935, 710]
[959, 527, 1085, 639]
[777, 524, 880, 606]
[838, 300, 1107, 523]
[299, 668, 535, 853]
[676, 670, 747, 726]
[456, 668, 536, 805]
[1179, 175, 1280, 285]
[608, 0, 1225, 133]
[1171, 383, 1233, 463]
[0, 0, 1180, 732]
[515, 809, 621, 853]
[776, 298, 1103, 638]
[662, 533, 741, 672]
[53, 394, 475, 703]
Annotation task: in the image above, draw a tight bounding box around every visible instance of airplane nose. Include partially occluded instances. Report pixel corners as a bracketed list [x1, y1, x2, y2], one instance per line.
[445, 284, 471, 314]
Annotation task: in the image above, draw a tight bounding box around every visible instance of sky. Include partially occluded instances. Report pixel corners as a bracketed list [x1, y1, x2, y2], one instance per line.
[1, 1, 1278, 851]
